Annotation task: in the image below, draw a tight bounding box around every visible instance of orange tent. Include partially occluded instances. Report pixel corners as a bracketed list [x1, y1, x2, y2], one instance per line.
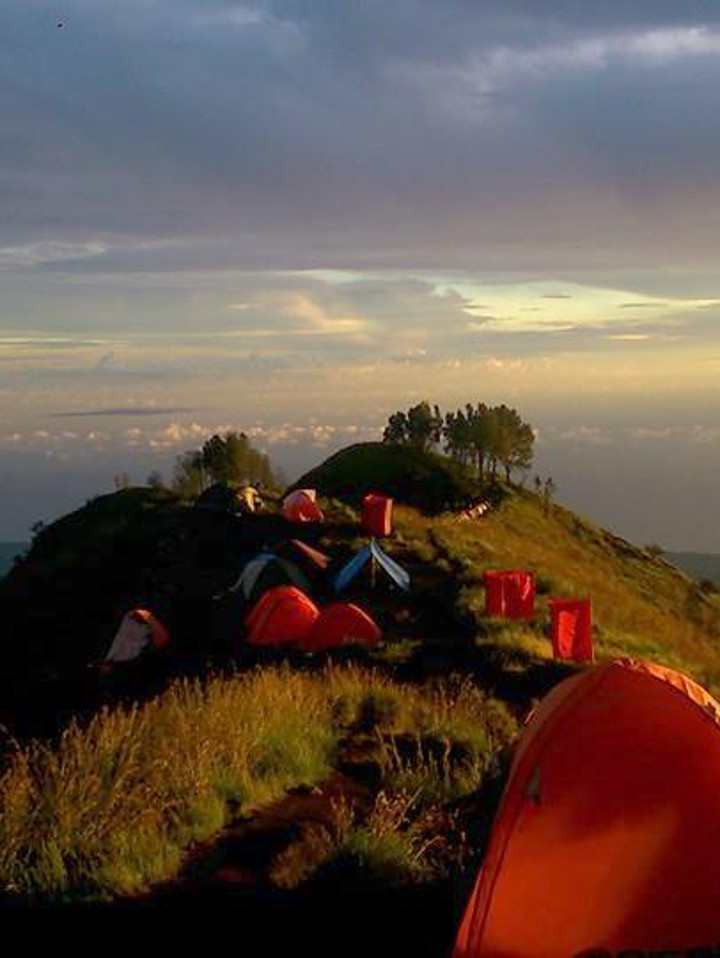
[454, 659, 720, 957]
[282, 489, 324, 523]
[244, 585, 319, 647]
[300, 602, 381, 653]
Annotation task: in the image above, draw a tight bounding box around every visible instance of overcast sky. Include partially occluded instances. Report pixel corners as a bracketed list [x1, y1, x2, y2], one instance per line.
[2, 0, 720, 548]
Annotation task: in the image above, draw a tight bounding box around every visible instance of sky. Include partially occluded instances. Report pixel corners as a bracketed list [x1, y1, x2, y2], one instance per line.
[2, 0, 720, 549]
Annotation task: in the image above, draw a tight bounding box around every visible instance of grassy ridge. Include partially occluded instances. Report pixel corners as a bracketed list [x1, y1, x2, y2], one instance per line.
[0, 665, 515, 902]
[392, 489, 720, 691]
[3, 478, 720, 904]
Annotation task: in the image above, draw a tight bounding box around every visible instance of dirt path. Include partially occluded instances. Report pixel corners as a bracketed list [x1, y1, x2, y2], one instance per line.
[121, 768, 462, 958]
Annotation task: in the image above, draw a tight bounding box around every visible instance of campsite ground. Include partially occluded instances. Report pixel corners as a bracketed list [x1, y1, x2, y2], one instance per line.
[0, 473, 719, 953]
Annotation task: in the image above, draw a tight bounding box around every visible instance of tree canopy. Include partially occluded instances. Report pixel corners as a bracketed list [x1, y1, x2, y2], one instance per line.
[382, 401, 442, 452]
[172, 431, 279, 498]
[383, 399, 535, 482]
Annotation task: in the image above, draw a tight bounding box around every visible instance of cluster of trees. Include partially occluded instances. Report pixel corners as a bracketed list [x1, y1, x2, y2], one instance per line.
[383, 400, 535, 482]
[172, 431, 280, 498]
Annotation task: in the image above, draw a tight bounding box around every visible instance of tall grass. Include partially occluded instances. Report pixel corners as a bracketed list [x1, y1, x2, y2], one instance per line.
[0, 665, 516, 903]
[0, 667, 334, 901]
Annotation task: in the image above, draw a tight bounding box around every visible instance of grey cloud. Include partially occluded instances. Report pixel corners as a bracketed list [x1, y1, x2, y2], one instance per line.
[3, 1, 720, 274]
[618, 302, 667, 308]
[49, 406, 199, 418]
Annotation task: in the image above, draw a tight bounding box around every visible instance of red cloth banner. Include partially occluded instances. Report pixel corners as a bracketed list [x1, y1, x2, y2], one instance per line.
[548, 597, 594, 662]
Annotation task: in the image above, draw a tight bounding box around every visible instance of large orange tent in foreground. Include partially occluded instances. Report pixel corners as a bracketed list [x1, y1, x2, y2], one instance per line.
[454, 658, 720, 957]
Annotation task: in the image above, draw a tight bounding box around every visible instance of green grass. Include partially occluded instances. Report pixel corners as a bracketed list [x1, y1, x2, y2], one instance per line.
[0, 664, 515, 903]
[395, 489, 720, 687]
[324, 791, 449, 885]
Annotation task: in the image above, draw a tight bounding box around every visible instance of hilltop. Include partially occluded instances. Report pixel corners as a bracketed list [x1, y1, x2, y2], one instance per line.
[291, 441, 477, 513]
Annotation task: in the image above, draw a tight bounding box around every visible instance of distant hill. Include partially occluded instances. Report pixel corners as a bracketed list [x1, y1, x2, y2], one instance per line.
[666, 551, 720, 587]
[0, 542, 28, 579]
[291, 441, 477, 513]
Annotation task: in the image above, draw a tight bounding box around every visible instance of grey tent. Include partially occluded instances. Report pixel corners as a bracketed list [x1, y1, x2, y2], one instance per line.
[228, 553, 311, 606]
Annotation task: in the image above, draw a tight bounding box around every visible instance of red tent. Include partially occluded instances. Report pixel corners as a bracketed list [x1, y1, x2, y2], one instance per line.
[454, 659, 720, 957]
[361, 493, 393, 538]
[244, 585, 319, 647]
[282, 489, 324, 524]
[300, 602, 381, 653]
[548, 597, 593, 662]
[482, 570, 535, 619]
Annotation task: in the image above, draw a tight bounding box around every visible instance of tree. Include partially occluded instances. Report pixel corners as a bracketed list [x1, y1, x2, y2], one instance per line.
[146, 470, 164, 489]
[443, 402, 535, 482]
[172, 430, 279, 497]
[443, 408, 473, 467]
[543, 476, 556, 515]
[493, 405, 535, 481]
[172, 450, 207, 498]
[383, 401, 442, 452]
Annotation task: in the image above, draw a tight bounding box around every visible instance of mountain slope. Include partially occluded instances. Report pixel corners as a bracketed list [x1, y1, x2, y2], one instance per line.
[388, 488, 720, 693]
[292, 441, 477, 513]
[0, 542, 28, 579]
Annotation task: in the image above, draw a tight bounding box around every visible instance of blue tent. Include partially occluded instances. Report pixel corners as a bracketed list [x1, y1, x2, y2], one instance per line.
[334, 538, 410, 594]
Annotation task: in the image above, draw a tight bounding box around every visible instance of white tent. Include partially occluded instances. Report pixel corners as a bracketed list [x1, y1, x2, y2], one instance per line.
[105, 609, 169, 663]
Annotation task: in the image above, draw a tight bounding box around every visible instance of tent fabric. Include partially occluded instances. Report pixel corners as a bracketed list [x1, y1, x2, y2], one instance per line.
[300, 602, 381, 653]
[370, 538, 410, 591]
[548, 597, 593, 662]
[244, 585, 319, 647]
[105, 608, 170, 663]
[362, 493, 393, 538]
[453, 658, 720, 958]
[282, 489, 325, 524]
[237, 485, 261, 514]
[334, 545, 372, 594]
[228, 552, 276, 598]
[229, 553, 310, 605]
[287, 539, 330, 571]
[334, 540, 410, 594]
[482, 570, 535, 619]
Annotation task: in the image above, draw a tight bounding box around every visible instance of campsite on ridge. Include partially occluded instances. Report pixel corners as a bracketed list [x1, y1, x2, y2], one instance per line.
[0, 409, 719, 953]
[6, 1, 720, 949]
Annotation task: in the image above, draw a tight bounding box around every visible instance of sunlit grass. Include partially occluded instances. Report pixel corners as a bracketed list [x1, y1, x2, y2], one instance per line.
[393, 491, 720, 683]
[0, 664, 516, 903]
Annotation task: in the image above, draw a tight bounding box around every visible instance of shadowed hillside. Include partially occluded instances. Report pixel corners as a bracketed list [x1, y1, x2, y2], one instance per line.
[292, 442, 477, 513]
[0, 486, 305, 686]
[0, 542, 27, 579]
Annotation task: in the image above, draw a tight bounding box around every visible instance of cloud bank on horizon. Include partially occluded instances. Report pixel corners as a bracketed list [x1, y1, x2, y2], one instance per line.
[2, 0, 720, 548]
